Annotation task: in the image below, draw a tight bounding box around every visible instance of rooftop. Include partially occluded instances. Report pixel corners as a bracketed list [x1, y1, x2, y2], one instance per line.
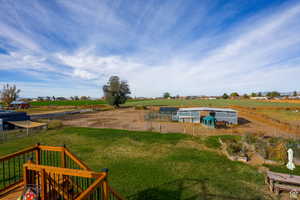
[178, 107, 237, 112]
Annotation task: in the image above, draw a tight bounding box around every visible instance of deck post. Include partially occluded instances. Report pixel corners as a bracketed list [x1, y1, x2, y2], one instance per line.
[36, 143, 40, 164]
[61, 144, 66, 168]
[40, 169, 46, 200]
[102, 168, 109, 200]
[23, 166, 28, 186]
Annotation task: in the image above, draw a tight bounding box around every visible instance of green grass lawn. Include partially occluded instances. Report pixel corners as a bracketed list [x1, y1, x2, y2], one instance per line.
[125, 99, 300, 108]
[0, 127, 271, 199]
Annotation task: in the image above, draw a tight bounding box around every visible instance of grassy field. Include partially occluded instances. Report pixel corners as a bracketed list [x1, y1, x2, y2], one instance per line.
[28, 99, 300, 108]
[29, 100, 107, 106]
[256, 109, 300, 124]
[125, 99, 300, 108]
[0, 127, 271, 199]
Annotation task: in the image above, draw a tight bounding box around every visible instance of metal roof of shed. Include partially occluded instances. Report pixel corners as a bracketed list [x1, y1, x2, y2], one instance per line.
[10, 101, 28, 104]
[178, 107, 237, 112]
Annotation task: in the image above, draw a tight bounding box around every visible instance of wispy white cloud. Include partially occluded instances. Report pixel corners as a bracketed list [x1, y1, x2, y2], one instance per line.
[0, 0, 300, 97]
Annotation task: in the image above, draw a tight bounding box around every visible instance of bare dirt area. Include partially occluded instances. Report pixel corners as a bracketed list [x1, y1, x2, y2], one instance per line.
[62, 107, 297, 138]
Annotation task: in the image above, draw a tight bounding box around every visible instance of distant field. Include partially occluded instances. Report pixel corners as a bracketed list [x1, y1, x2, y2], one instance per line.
[30, 100, 107, 106]
[125, 99, 300, 108]
[20, 99, 300, 109]
[256, 109, 300, 126]
[29, 99, 147, 107]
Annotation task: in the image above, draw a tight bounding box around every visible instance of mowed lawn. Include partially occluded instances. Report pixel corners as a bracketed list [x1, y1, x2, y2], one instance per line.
[0, 127, 271, 200]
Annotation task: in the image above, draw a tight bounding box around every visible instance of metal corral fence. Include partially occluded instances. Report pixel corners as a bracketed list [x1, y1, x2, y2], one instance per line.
[30, 109, 94, 120]
[0, 127, 46, 143]
[144, 111, 175, 122]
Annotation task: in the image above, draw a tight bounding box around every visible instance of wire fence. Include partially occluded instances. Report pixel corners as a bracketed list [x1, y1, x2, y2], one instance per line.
[0, 127, 46, 144]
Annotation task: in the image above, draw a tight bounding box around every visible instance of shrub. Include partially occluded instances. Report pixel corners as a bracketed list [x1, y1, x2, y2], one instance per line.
[267, 142, 287, 162]
[48, 120, 63, 129]
[134, 105, 147, 110]
[227, 142, 244, 156]
[243, 133, 258, 144]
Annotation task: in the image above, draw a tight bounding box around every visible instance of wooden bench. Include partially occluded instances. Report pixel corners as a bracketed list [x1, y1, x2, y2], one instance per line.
[274, 183, 300, 195]
[266, 171, 300, 196]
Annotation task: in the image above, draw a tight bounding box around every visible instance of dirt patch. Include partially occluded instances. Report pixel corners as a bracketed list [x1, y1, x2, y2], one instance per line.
[62, 107, 298, 139]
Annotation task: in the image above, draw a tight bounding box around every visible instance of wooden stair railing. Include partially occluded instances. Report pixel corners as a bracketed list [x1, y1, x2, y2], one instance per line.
[0, 145, 39, 196]
[0, 145, 124, 200]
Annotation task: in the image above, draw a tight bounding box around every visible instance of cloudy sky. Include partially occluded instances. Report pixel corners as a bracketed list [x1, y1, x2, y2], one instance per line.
[0, 0, 300, 98]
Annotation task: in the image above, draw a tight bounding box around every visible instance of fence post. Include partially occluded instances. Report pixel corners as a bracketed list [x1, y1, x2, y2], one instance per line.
[61, 144, 66, 168]
[102, 168, 109, 200]
[36, 143, 40, 165]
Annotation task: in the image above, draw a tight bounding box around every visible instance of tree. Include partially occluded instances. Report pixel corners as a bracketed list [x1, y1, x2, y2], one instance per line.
[243, 94, 249, 99]
[222, 93, 229, 99]
[103, 76, 131, 107]
[230, 92, 239, 97]
[266, 91, 280, 98]
[163, 92, 171, 99]
[80, 96, 90, 100]
[293, 91, 298, 96]
[0, 84, 21, 106]
[250, 92, 257, 97]
[257, 92, 262, 97]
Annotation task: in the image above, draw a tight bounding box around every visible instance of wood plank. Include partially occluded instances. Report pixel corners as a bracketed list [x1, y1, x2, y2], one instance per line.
[0, 185, 24, 200]
[24, 163, 103, 178]
[274, 183, 300, 192]
[0, 181, 24, 197]
[75, 175, 106, 200]
[267, 171, 300, 185]
[0, 146, 37, 161]
[39, 145, 65, 152]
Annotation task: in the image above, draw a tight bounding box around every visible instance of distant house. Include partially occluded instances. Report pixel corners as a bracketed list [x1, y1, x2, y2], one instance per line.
[9, 101, 30, 109]
[250, 97, 268, 100]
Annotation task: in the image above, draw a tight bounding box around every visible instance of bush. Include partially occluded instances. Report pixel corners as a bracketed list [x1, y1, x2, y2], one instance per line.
[134, 105, 147, 110]
[267, 142, 287, 162]
[243, 133, 258, 144]
[47, 120, 63, 129]
[227, 142, 244, 156]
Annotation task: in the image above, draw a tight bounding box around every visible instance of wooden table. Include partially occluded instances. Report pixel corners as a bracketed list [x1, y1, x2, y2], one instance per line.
[266, 171, 300, 195]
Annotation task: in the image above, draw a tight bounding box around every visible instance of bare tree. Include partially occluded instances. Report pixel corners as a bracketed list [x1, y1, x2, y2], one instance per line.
[0, 84, 21, 106]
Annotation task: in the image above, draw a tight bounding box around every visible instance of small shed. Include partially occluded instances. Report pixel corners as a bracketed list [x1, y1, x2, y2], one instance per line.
[202, 115, 216, 128]
[9, 101, 30, 109]
[0, 111, 30, 130]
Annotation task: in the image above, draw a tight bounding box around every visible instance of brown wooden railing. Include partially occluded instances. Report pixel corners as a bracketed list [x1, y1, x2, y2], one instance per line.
[0, 144, 124, 200]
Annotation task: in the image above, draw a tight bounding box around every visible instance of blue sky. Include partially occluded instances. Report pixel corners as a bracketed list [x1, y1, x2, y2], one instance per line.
[0, 0, 300, 98]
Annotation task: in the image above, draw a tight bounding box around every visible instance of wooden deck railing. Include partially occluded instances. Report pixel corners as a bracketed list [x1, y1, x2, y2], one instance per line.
[0, 144, 124, 200]
[0, 145, 38, 196]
